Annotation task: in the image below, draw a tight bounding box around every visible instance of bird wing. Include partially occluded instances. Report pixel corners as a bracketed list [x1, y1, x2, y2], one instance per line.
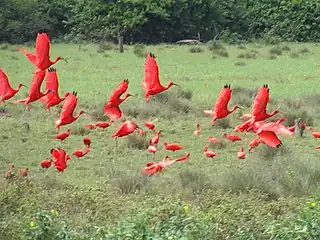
[107, 79, 129, 103]
[252, 84, 269, 117]
[258, 131, 282, 148]
[259, 122, 293, 136]
[35, 32, 50, 65]
[45, 68, 59, 92]
[0, 69, 12, 96]
[60, 92, 77, 119]
[28, 70, 46, 96]
[143, 53, 161, 91]
[104, 105, 122, 121]
[19, 48, 37, 65]
[214, 84, 232, 113]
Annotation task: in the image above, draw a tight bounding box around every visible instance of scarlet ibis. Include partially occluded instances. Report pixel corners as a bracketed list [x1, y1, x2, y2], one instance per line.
[203, 145, 217, 158]
[83, 137, 91, 148]
[104, 79, 133, 121]
[40, 159, 53, 168]
[112, 120, 139, 138]
[40, 68, 69, 111]
[51, 148, 70, 172]
[147, 145, 157, 154]
[19, 168, 29, 177]
[207, 136, 221, 143]
[19, 32, 67, 71]
[174, 152, 190, 162]
[55, 91, 86, 131]
[204, 84, 240, 123]
[95, 121, 112, 129]
[72, 148, 91, 158]
[0, 69, 27, 103]
[142, 52, 179, 101]
[237, 147, 246, 159]
[142, 120, 156, 132]
[13, 70, 54, 107]
[149, 130, 161, 146]
[255, 123, 283, 148]
[4, 164, 15, 179]
[54, 128, 71, 141]
[163, 142, 183, 152]
[309, 127, 320, 138]
[223, 133, 242, 142]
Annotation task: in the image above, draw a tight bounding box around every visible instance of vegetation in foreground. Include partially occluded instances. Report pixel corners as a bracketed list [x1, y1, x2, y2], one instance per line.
[1, 42, 320, 239]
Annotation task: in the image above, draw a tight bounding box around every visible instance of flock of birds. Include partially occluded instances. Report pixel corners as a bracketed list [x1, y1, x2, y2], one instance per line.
[2, 31, 320, 179]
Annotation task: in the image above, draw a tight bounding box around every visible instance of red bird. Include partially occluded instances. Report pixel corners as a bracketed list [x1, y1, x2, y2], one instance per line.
[142, 120, 156, 132]
[142, 52, 179, 101]
[248, 138, 264, 152]
[0, 69, 27, 103]
[95, 121, 112, 129]
[54, 128, 71, 141]
[149, 130, 161, 146]
[83, 137, 91, 148]
[51, 148, 70, 172]
[255, 123, 283, 148]
[204, 84, 240, 123]
[207, 136, 221, 143]
[223, 133, 242, 142]
[193, 124, 201, 135]
[19, 168, 29, 177]
[258, 120, 293, 137]
[309, 127, 320, 138]
[237, 147, 246, 159]
[112, 120, 139, 138]
[163, 141, 183, 152]
[203, 145, 217, 158]
[147, 145, 157, 154]
[174, 152, 190, 162]
[55, 91, 86, 131]
[4, 164, 15, 179]
[72, 148, 91, 158]
[19, 32, 67, 71]
[14, 70, 53, 108]
[104, 79, 133, 121]
[40, 159, 53, 168]
[40, 68, 69, 111]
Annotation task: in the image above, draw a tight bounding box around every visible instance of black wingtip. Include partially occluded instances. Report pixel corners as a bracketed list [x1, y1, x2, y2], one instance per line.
[276, 142, 283, 148]
[224, 84, 231, 89]
[149, 52, 156, 58]
[48, 67, 56, 72]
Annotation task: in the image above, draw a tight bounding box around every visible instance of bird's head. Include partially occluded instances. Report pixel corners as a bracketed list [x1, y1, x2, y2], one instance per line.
[18, 83, 28, 89]
[126, 93, 134, 98]
[79, 110, 86, 116]
[169, 82, 181, 88]
[56, 56, 68, 63]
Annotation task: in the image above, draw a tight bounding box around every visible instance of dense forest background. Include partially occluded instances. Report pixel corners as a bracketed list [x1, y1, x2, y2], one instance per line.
[0, 0, 319, 44]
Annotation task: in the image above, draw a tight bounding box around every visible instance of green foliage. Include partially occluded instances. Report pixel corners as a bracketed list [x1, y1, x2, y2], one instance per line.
[1, 0, 319, 43]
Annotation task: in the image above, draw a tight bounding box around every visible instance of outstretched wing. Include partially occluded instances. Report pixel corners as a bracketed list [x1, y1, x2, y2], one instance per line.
[108, 79, 129, 103]
[19, 48, 37, 65]
[252, 84, 269, 117]
[60, 91, 77, 119]
[143, 52, 161, 92]
[29, 70, 46, 96]
[35, 32, 50, 65]
[0, 69, 12, 96]
[258, 131, 282, 148]
[214, 84, 232, 113]
[104, 105, 122, 121]
[45, 68, 59, 92]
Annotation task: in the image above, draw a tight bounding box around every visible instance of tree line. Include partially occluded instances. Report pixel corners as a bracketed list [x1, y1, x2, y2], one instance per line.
[1, 0, 319, 44]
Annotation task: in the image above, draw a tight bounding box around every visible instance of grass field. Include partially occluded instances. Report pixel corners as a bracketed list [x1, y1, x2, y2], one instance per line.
[1, 41, 320, 239]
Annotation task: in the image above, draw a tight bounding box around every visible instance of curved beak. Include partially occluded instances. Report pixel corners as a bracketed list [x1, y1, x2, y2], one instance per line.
[21, 84, 28, 88]
[61, 57, 68, 63]
[238, 105, 244, 110]
[173, 83, 181, 88]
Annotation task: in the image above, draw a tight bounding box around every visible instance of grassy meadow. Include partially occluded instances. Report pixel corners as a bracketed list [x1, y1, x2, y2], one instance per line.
[1, 41, 320, 239]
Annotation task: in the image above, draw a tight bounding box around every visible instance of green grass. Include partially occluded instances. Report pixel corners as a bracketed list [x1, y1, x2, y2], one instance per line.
[1, 42, 320, 239]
